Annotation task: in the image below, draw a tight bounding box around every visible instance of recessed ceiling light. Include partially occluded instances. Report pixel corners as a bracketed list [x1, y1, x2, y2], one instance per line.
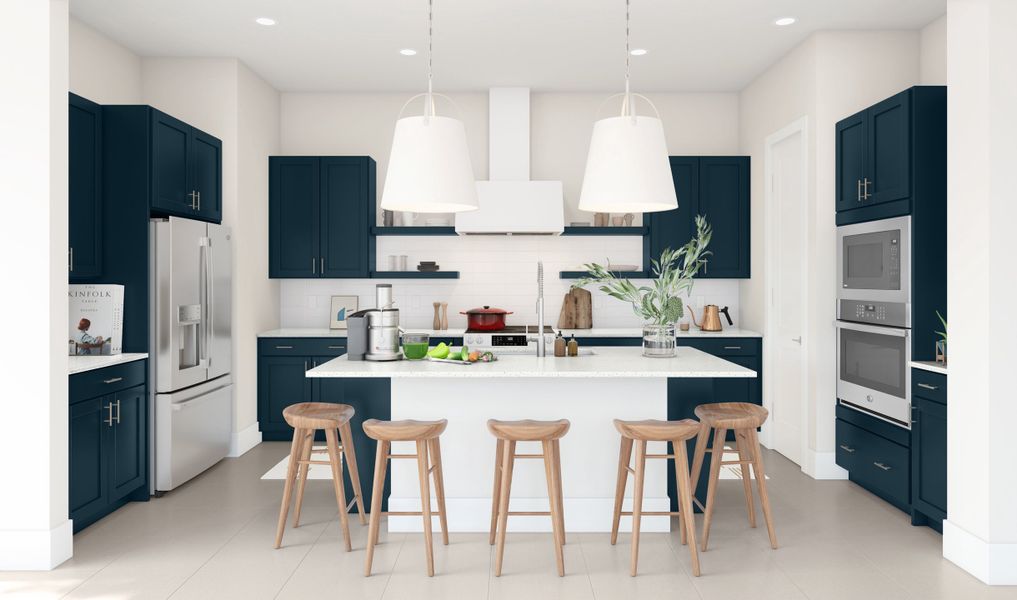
[630, 48, 647, 56]
[774, 17, 796, 26]
[399, 48, 418, 56]
[255, 17, 276, 26]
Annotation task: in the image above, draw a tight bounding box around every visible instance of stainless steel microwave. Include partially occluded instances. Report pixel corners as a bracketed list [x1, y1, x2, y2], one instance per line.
[837, 216, 911, 326]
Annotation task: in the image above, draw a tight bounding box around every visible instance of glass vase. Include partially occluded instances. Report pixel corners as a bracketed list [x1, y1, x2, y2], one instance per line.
[642, 323, 676, 358]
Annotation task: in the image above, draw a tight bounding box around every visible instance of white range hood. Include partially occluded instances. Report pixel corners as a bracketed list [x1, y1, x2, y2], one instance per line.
[455, 88, 564, 235]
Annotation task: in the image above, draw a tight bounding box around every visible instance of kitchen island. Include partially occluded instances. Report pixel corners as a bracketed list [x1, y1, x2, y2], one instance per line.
[307, 346, 755, 534]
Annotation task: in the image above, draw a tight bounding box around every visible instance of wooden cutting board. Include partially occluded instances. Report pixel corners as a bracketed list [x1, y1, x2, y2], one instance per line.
[557, 288, 592, 329]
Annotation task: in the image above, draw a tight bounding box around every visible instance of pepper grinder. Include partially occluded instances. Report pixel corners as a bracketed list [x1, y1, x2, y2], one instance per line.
[432, 302, 441, 330]
[554, 332, 566, 357]
[440, 302, 449, 330]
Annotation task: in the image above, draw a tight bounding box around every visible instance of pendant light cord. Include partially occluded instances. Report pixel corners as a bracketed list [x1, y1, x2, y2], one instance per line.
[623, 0, 636, 120]
[426, 0, 435, 119]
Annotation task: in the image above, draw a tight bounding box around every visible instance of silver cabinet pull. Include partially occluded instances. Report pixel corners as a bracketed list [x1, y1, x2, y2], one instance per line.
[275, 345, 294, 349]
[69, 247, 74, 272]
[327, 345, 345, 350]
[196, 191, 201, 211]
[304, 360, 308, 371]
[103, 377, 123, 384]
[857, 179, 863, 202]
[863, 178, 872, 199]
[917, 383, 939, 391]
[723, 346, 742, 350]
[188, 191, 197, 209]
[104, 402, 114, 427]
[320, 257, 324, 273]
[312, 258, 316, 274]
[839, 444, 856, 454]
[873, 461, 892, 471]
[114, 399, 121, 424]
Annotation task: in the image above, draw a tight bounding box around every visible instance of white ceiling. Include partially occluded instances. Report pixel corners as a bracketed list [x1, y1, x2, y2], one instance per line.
[70, 0, 945, 93]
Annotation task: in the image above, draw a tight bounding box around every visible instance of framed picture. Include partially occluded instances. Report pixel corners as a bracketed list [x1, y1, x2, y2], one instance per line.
[329, 296, 359, 330]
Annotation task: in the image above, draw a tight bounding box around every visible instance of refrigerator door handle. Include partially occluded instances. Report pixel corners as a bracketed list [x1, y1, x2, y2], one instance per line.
[207, 238, 214, 370]
[198, 238, 211, 368]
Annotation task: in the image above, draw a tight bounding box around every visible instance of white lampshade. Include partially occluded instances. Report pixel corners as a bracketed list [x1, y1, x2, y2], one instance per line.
[578, 114, 678, 214]
[381, 114, 479, 213]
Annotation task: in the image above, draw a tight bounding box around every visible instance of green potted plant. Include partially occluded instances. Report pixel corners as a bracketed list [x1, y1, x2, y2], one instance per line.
[935, 310, 947, 364]
[573, 215, 712, 357]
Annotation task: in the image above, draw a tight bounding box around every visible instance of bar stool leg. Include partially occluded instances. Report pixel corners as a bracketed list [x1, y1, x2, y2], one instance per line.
[274, 427, 305, 549]
[610, 436, 633, 545]
[340, 422, 368, 525]
[673, 439, 701, 577]
[494, 440, 516, 577]
[416, 440, 435, 577]
[428, 437, 450, 546]
[551, 439, 566, 545]
[489, 439, 505, 545]
[292, 430, 314, 528]
[542, 441, 565, 577]
[325, 428, 352, 552]
[629, 440, 647, 577]
[689, 424, 711, 498]
[735, 429, 757, 528]
[700, 427, 727, 552]
[364, 440, 389, 576]
[748, 428, 778, 549]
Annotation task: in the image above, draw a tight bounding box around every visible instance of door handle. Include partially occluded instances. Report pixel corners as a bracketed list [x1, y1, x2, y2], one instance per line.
[791, 337, 802, 344]
[839, 444, 855, 453]
[114, 399, 121, 424]
[104, 402, 114, 427]
[873, 461, 892, 471]
[197, 191, 201, 211]
[857, 179, 862, 202]
[69, 247, 74, 272]
[863, 178, 872, 200]
[320, 257, 324, 274]
[916, 383, 938, 391]
[189, 191, 197, 209]
[304, 360, 308, 371]
[275, 345, 294, 350]
[103, 377, 123, 385]
[327, 345, 345, 350]
[723, 346, 742, 350]
[312, 258, 316, 275]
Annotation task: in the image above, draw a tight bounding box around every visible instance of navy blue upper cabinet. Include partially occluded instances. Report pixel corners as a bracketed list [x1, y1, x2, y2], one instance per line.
[867, 91, 911, 205]
[648, 156, 750, 279]
[269, 156, 376, 279]
[69, 93, 103, 279]
[835, 111, 867, 212]
[150, 109, 222, 223]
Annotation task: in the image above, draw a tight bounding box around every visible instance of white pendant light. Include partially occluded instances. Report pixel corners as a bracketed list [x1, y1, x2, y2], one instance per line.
[578, 0, 677, 214]
[381, 0, 478, 213]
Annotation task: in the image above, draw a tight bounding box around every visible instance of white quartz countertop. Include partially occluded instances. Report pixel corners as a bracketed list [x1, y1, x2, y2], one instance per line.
[911, 360, 947, 375]
[307, 346, 756, 379]
[260, 327, 762, 339]
[69, 353, 148, 375]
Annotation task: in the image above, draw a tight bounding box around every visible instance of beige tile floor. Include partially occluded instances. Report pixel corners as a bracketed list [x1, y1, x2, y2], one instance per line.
[3, 442, 1014, 600]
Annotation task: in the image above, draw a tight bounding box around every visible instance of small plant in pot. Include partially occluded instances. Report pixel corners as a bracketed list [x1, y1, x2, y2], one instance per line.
[573, 215, 712, 357]
[935, 310, 947, 365]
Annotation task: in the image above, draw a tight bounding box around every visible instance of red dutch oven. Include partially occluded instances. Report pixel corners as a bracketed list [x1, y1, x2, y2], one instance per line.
[461, 306, 513, 331]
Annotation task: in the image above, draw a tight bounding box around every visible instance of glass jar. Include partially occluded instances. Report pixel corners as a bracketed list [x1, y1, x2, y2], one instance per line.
[401, 332, 430, 360]
[642, 323, 676, 358]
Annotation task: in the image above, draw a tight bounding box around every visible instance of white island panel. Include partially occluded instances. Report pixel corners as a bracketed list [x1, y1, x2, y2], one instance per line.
[387, 377, 671, 533]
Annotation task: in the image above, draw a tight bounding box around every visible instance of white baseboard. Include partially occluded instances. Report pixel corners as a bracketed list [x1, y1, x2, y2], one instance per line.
[387, 496, 671, 533]
[0, 519, 72, 570]
[944, 519, 1017, 585]
[228, 422, 262, 458]
[802, 449, 848, 480]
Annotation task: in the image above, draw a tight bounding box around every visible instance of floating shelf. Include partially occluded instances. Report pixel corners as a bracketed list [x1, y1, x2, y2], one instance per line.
[559, 270, 649, 279]
[561, 226, 647, 236]
[370, 271, 460, 279]
[372, 226, 457, 236]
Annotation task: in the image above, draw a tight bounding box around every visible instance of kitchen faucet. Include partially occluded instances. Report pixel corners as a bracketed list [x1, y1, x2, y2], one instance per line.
[534, 261, 546, 357]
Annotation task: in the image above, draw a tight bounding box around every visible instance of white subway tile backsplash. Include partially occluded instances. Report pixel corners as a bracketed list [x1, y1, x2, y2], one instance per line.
[280, 236, 741, 330]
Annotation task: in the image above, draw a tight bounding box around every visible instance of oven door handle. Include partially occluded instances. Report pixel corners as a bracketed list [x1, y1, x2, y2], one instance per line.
[835, 320, 909, 338]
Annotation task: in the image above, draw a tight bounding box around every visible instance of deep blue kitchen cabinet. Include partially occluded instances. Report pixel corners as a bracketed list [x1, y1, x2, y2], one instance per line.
[69, 93, 103, 279]
[69, 360, 148, 533]
[150, 109, 222, 223]
[269, 156, 376, 278]
[259, 354, 316, 435]
[835, 403, 910, 513]
[911, 368, 947, 531]
[647, 156, 750, 279]
[835, 86, 945, 224]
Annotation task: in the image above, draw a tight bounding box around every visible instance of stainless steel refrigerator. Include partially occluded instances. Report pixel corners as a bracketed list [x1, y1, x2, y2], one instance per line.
[149, 216, 233, 492]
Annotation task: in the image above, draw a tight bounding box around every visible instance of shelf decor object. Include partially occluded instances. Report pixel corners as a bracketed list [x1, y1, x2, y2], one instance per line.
[578, 0, 678, 215]
[380, 0, 478, 214]
[329, 296, 359, 330]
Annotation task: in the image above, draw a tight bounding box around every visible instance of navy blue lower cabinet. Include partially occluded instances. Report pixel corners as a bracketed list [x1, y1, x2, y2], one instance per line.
[835, 404, 910, 513]
[69, 363, 148, 533]
[911, 369, 947, 531]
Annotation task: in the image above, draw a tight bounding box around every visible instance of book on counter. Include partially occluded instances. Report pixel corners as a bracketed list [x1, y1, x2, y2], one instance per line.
[69, 284, 124, 356]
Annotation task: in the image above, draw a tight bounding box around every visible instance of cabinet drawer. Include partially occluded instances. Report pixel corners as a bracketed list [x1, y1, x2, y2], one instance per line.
[912, 369, 946, 405]
[678, 337, 760, 357]
[836, 417, 910, 510]
[258, 338, 347, 357]
[70, 360, 146, 404]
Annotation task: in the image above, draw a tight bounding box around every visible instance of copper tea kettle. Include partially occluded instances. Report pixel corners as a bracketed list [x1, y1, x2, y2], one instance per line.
[688, 304, 733, 332]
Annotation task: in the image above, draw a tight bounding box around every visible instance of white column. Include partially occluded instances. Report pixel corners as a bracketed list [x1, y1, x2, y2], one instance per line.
[0, 0, 72, 570]
[944, 0, 1017, 585]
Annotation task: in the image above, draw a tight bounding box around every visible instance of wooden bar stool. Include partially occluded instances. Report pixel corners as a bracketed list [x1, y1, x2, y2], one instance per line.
[362, 418, 449, 577]
[274, 402, 367, 552]
[487, 419, 570, 577]
[690, 402, 777, 551]
[611, 419, 702, 577]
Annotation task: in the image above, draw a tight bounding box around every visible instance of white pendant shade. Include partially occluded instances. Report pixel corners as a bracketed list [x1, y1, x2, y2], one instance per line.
[578, 114, 678, 214]
[381, 114, 479, 213]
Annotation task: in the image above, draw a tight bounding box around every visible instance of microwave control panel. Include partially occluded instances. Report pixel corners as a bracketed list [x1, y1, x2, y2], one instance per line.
[838, 299, 909, 328]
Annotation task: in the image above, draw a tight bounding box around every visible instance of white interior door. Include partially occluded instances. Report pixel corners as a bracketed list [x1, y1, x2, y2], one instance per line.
[768, 123, 807, 465]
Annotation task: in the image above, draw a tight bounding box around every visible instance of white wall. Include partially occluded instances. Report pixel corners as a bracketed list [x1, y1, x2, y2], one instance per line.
[739, 31, 922, 478]
[279, 91, 743, 330]
[944, 0, 1017, 584]
[0, 0, 72, 570]
[921, 15, 948, 85]
[69, 18, 140, 104]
